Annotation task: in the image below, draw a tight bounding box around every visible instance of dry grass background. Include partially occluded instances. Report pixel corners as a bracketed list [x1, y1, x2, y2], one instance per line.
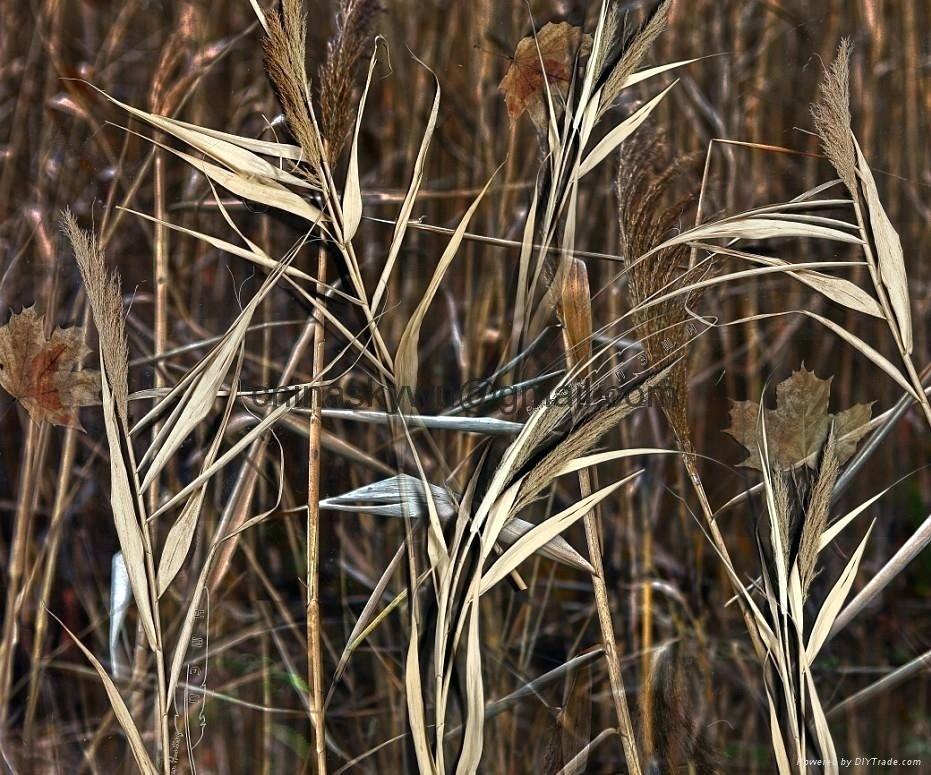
[1, 0, 930, 773]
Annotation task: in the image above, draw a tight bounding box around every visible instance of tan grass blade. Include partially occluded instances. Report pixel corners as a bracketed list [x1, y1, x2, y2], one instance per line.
[638, 255, 881, 319]
[329, 540, 407, 691]
[98, 89, 314, 188]
[89, 82, 303, 161]
[761, 212, 858, 231]
[830, 510, 931, 637]
[166, 122, 302, 160]
[371, 64, 441, 311]
[497, 517, 592, 573]
[156, 488, 208, 597]
[818, 486, 891, 550]
[156, 351, 244, 595]
[618, 58, 702, 90]
[166, 555, 216, 702]
[66, 213, 158, 651]
[690, 242, 882, 318]
[52, 615, 159, 775]
[645, 216, 863, 257]
[798, 311, 917, 399]
[573, 2, 610, 133]
[806, 520, 874, 662]
[99, 372, 157, 651]
[405, 614, 434, 774]
[854, 140, 913, 353]
[248, 0, 269, 33]
[139, 249, 296, 489]
[456, 603, 484, 774]
[166, 487, 286, 702]
[126, 127, 325, 223]
[551, 448, 675, 478]
[342, 44, 378, 242]
[578, 81, 678, 178]
[727, 311, 917, 400]
[177, 123, 301, 161]
[766, 688, 792, 775]
[480, 472, 640, 594]
[701, 506, 779, 652]
[121, 207, 314, 283]
[509, 172, 541, 356]
[395, 419, 452, 576]
[332, 567, 432, 698]
[759, 417, 789, 611]
[804, 668, 838, 775]
[395, 170, 498, 399]
[151, 388, 306, 519]
[164, 461, 296, 709]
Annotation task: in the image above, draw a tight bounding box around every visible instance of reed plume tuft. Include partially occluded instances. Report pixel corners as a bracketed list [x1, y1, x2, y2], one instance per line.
[766, 423, 841, 598]
[616, 133, 703, 449]
[61, 210, 129, 418]
[798, 424, 840, 595]
[319, 0, 381, 162]
[597, 0, 672, 117]
[640, 640, 716, 774]
[262, 0, 323, 171]
[811, 38, 857, 191]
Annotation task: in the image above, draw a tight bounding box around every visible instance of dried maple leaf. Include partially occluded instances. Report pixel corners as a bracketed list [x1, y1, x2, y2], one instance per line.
[725, 364, 872, 471]
[0, 306, 100, 429]
[499, 21, 593, 123]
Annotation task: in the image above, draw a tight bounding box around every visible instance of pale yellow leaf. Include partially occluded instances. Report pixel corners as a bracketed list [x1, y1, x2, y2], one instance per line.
[578, 80, 677, 178]
[806, 521, 874, 661]
[342, 45, 378, 242]
[855, 140, 913, 353]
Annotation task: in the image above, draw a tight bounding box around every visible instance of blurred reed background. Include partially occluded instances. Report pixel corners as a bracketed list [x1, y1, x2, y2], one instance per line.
[0, 0, 929, 772]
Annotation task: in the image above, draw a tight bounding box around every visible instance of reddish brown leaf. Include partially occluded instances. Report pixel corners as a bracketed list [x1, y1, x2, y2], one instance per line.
[498, 21, 592, 123]
[725, 364, 872, 471]
[0, 306, 100, 429]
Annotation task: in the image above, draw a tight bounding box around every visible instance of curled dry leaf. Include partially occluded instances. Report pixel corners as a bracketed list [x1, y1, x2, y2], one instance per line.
[499, 21, 592, 123]
[725, 364, 872, 471]
[0, 306, 99, 429]
[319, 474, 593, 573]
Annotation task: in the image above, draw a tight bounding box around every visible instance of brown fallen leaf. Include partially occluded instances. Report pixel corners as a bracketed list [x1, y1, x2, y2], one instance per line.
[0, 306, 100, 429]
[725, 364, 872, 471]
[499, 21, 592, 124]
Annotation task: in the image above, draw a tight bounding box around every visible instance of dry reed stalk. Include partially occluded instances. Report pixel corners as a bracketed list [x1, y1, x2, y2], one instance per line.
[0, 423, 43, 729]
[306, 243, 329, 774]
[140, 29, 179, 733]
[558, 256, 642, 775]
